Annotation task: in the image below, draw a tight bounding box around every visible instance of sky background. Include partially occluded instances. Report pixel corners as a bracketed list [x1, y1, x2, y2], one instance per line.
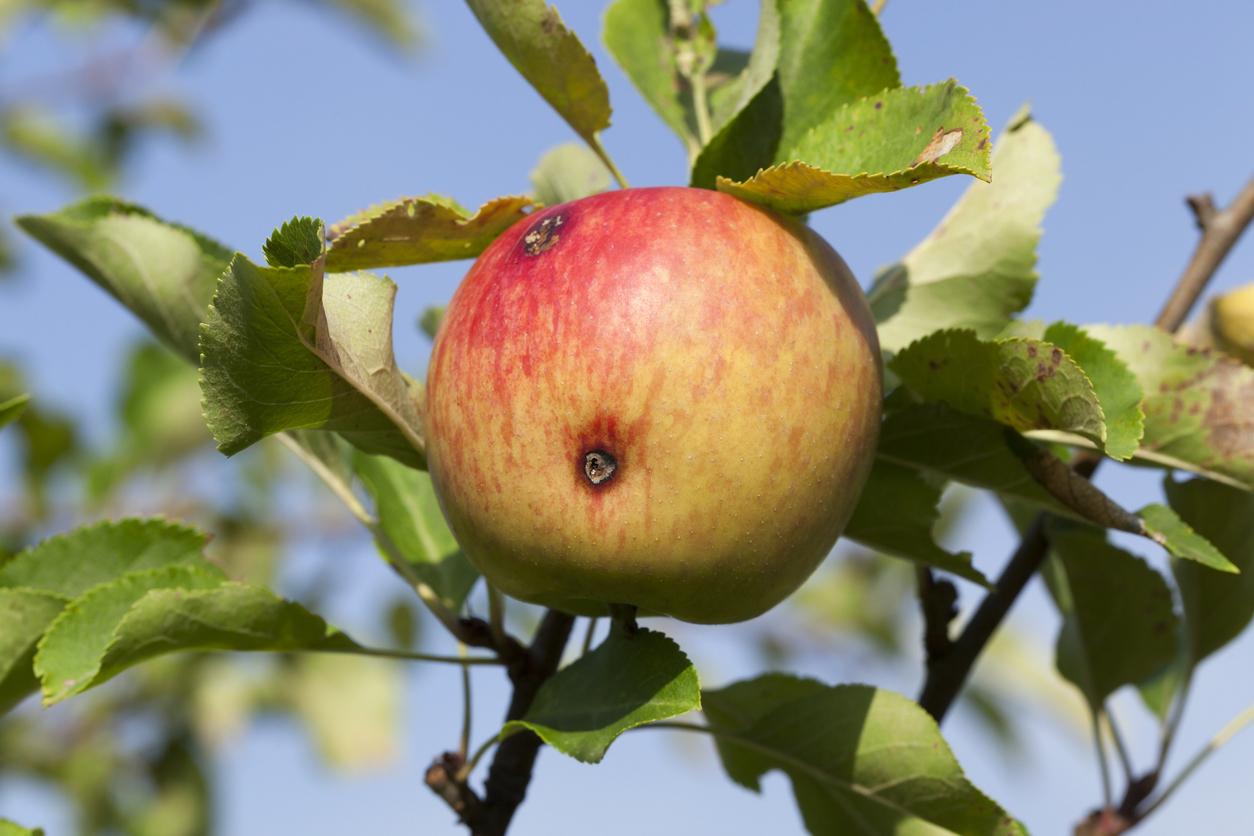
[2, 1, 1253, 834]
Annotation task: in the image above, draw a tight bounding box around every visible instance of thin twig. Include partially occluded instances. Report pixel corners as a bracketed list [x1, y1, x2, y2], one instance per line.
[459, 643, 473, 759]
[317, 645, 503, 666]
[916, 567, 957, 668]
[1156, 177, 1254, 332]
[918, 177, 1254, 725]
[1135, 703, 1254, 823]
[1092, 708, 1114, 808]
[1103, 706, 1135, 786]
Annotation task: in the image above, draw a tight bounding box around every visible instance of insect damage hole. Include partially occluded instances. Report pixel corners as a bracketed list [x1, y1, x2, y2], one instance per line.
[583, 450, 617, 486]
[523, 213, 565, 255]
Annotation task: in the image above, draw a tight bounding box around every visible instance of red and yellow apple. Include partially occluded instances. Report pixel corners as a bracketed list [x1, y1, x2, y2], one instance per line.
[425, 187, 881, 624]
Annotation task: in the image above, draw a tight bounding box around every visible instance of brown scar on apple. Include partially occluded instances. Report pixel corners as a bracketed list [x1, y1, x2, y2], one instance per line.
[523, 214, 565, 255]
[911, 128, 963, 167]
[583, 450, 617, 486]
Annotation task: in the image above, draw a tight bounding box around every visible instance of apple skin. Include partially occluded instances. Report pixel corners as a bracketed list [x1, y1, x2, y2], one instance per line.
[425, 187, 882, 624]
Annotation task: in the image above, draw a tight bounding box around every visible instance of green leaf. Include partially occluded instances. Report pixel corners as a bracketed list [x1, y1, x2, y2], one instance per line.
[1044, 525, 1178, 707]
[264, 216, 324, 268]
[1168, 477, 1254, 663]
[890, 330, 1110, 452]
[199, 228, 426, 468]
[701, 674, 827, 790]
[603, 0, 779, 155]
[36, 564, 227, 704]
[325, 195, 534, 272]
[504, 628, 700, 763]
[1040, 322, 1143, 460]
[877, 403, 1076, 518]
[15, 197, 233, 362]
[466, 0, 613, 163]
[354, 453, 479, 610]
[693, 0, 897, 187]
[529, 143, 612, 207]
[702, 678, 1023, 835]
[0, 588, 67, 714]
[0, 819, 45, 836]
[0, 518, 208, 597]
[603, 0, 696, 149]
[844, 459, 986, 584]
[870, 108, 1060, 350]
[705, 82, 990, 214]
[1139, 503, 1237, 573]
[1080, 325, 1254, 489]
[0, 393, 29, 429]
[37, 574, 358, 705]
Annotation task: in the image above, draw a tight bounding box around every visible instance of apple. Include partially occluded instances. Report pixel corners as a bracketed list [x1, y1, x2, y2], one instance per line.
[424, 187, 882, 624]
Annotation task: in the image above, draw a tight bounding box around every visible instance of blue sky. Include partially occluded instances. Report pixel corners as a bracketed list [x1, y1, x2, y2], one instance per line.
[2, 1, 1253, 834]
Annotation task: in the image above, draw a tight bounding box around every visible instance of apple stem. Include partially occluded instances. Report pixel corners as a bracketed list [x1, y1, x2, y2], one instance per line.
[608, 603, 639, 637]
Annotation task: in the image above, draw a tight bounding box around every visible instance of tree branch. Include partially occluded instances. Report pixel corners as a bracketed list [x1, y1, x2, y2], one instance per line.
[426, 608, 576, 836]
[918, 176, 1254, 724]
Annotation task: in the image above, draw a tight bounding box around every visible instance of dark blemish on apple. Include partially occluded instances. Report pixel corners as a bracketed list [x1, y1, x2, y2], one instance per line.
[874, 100, 883, 110]
[1027, 345, 1037, 358]
[1051, 347, 1063, 365]
[583, 450, 618, 486]
[523, 213, 565, 256]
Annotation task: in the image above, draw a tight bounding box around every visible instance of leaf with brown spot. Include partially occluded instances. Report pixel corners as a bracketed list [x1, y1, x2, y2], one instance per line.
[890, 329, 1112, 454]
[709, 81, 990, 214]
[326, 195, 535, 271]
[870, 108, 1061, 350]
[1074, 325, 1254, 489]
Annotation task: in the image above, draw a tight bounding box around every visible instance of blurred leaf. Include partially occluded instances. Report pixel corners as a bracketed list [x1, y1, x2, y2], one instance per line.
[871, 108, 1060, 350]
[692, 0, 896, 187]
[287, 654, 401, 770]
[97, 99, 203, 170]
[355, 452, 478, 610]
[1044, 525, 1178, 707]
[128, 733, 210, 836]
[0, 518, 208, 596]
[529, 142, 611, 206]
[16, 197, 233, 361]
[1168, 477, 1254, 664]
[890, 330, 1112, 455]
[1077, 325, 1254, 489]
[326, 194, 535, 271]
[190, 658, 265, 747]
[316, 0, 422, 50]
[1138, 503, 1237, 572]
[384, 596, 420, 650]
[0, 819, 44, 836]
[199, 220, 426, 468]
[504, 628, 700, 763]
[702, 678, 1024, 835]
[844, 459, 985, 584]
[0, 588, 67, 714]
[37, 576, 360, 705]
[2, 107, 111, 189]
[710, 82, 990, 214]
[418, 306, 445, 340]
[36, 564, 227, 704]
[790, 556, 910, 654]
[466, 0, 612, 166]
[0, 393, 29, 429]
